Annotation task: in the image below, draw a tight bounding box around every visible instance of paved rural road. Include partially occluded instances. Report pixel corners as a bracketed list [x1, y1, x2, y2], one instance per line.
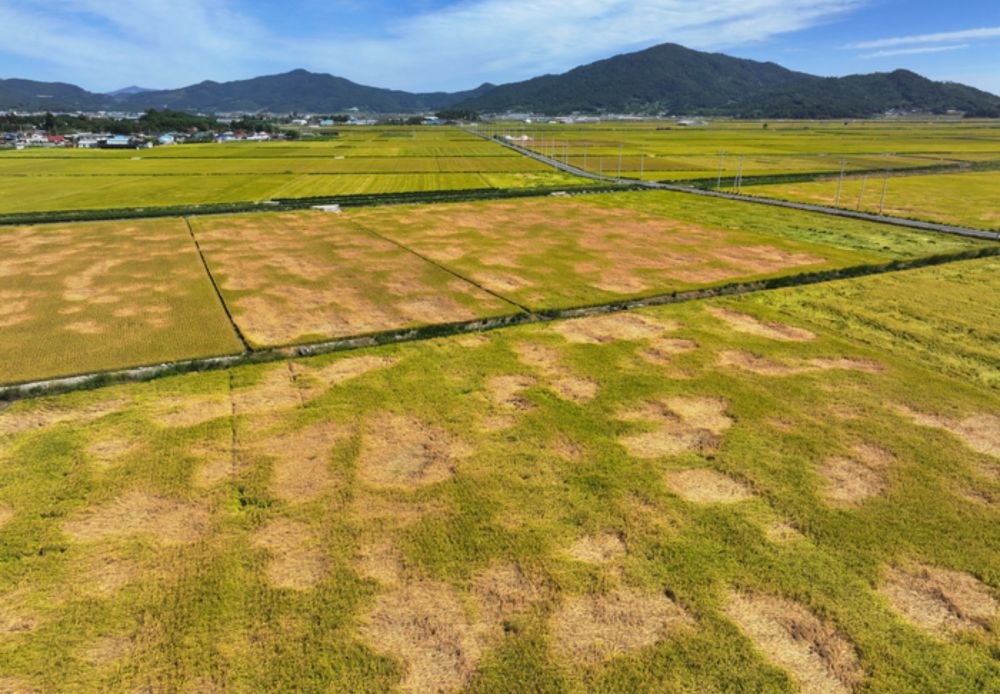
[473, 130, 1000, 242]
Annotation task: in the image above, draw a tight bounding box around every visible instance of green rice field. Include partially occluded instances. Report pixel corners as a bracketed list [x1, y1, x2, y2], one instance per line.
[494, 120, 1000, 182]
[0, 128, 588, 214]
[744, 170, 1000, 230]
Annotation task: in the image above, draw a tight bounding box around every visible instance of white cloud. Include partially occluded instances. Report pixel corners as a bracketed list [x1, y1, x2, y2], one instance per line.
[846, 26, 1000, 50]
[0, 0, 864, 91]
[862, 44, 970, 58]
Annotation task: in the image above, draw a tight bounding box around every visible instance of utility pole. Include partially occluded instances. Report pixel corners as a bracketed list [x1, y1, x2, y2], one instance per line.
[617, 143, 623, 182]
[639, 152, 644, 180]
[583, 144, 588, 171]
[716, 151, 725, 191]
[835, 160, 845, 206]
[734, 156, 744, 194]
[879, 170, 889, 215]
[857, 175, 868, 211]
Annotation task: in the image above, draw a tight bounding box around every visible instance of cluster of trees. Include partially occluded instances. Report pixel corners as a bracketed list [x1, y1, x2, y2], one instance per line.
[1, 109, 279, 136]
[436, 109, 479, 122]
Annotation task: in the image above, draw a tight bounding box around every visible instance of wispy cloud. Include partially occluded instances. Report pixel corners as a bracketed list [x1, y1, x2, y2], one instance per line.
[0, 0, 864, 91]
[862, 44, 970, 58]
[845, 26, 1000, 50]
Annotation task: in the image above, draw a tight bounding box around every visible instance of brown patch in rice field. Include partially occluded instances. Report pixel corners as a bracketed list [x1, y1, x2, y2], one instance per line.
[810, 357, 883, 373]
[350, 491, 449, 527]
[551, 586, 691, 664]
[618, 396, 733, 458]
[666, 469, 754, 503]
[357, 413, 465, 489]
[233, 365, 305, 415]
[62, 492, 209, 545]
[396, 296, 477, 324]
[86, 437, 137, 468]
[592, 269, 650, 294]
[765, 521, 805, 543]
[82, 634, 133, 666]
[486, 374, 537, 416]
[152, 395, 230, 428]
[362, 581, 483, 693]
[252, 518, 327, 590]
[64, 320, 104, 335]
[309, 355, 396, 386]
[515, 342, 599, 403]
[77, 552, 139, 597]
[255, 421, 348, 503]
[707, 307, 816, 342]
[0, 398, 127, 436]
[566, 532, 627, 563]
[895, 405, 1000, 459]
[725, 591, 863, 694]
[880, 563, 1000, 637]
[818, 454, 888, 506]
[829, 405, 863, 420]
[552, 434, 586, 462]
[0, 599, 36, 639]
[192, 439, 238, 488]
[476, 271, 534, 293]
[0, 677, 37, 693]
[554, 313, 678, 344]
[664, 266, 744, 284]
[638, 337, 699, 365]
[0, 507, 13, 530]
[719, 351, 882, 377]
[473, 563, 544, 625]
[455, 333, 490, 348]
[719, 351, 804, 376]
[958, 486, 997, 508]
[356, 539, 406, 586]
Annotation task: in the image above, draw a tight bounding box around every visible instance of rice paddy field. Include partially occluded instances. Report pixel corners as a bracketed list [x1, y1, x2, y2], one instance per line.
[0, 257, 997, 692]
[3, 190, 992, 386]
[744, 170, 1000, 231]
[1, 119, 998, 693]
[0, 218, 242, 384]
[351, 190, 990, 310]
[494, 119, 1000, 182]
[0, 128, 587, 214]
[189, 211, 517, 347]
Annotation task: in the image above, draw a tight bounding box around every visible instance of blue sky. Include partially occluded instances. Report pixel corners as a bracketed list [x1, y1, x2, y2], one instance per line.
[1, 0, 998, 94]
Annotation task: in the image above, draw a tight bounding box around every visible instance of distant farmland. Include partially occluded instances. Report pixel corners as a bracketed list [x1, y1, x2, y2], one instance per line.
[0, 128, 587, 214]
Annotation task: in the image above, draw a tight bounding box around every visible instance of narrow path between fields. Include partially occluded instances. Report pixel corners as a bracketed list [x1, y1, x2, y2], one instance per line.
[472, 130, 1000, 242]
[343, 217, 533, 314]
[184, 217, 252, 352]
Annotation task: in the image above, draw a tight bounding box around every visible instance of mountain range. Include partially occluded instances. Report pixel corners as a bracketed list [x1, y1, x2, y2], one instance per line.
[2, 43, 998, 118]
